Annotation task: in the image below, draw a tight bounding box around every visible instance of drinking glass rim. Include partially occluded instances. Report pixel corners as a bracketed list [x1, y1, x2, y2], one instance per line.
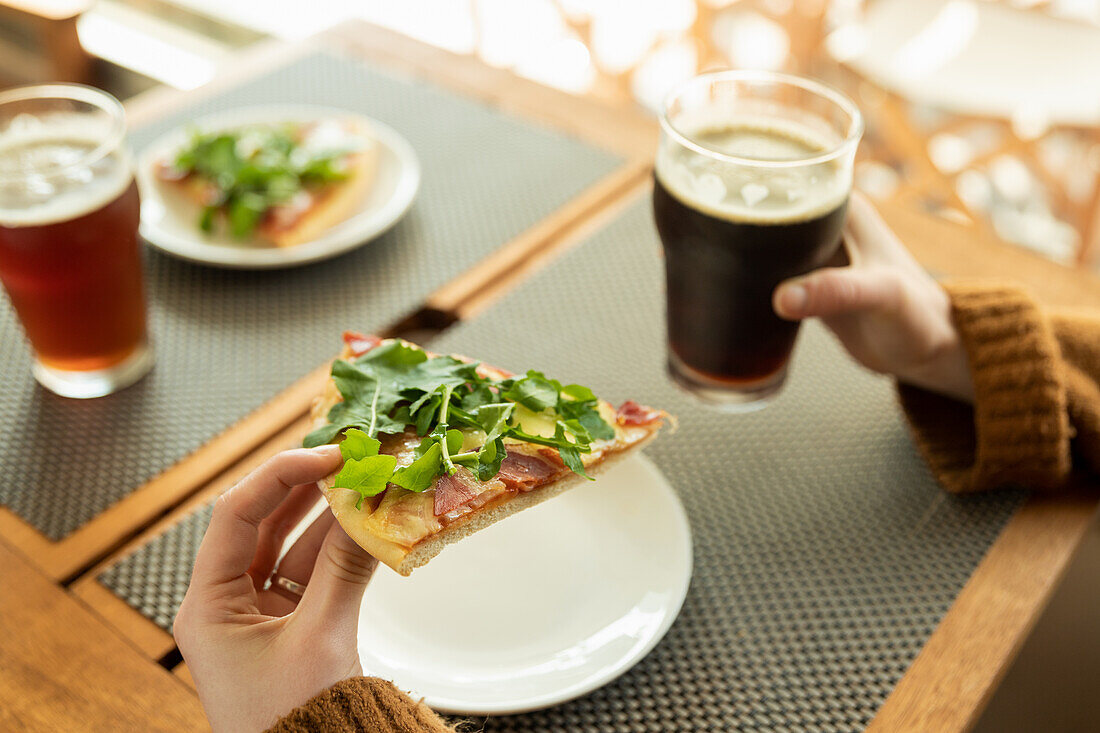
[659, 70, 864, 169]
[0, 83, 127, 184]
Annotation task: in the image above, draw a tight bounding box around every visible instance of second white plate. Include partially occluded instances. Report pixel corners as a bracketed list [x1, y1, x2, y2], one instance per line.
[135, 106, 420, 269]
[358, 453, 693, 716]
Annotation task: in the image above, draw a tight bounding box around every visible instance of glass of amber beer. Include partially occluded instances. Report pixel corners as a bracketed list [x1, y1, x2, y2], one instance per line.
[653, 71, 862, 411]
[0, 85, 152, 398]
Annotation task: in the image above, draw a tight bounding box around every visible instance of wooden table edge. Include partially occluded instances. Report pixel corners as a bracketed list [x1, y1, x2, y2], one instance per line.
[868, 491, 1099, 732]
[71, 414, 320, 661]
[174, 662, 197, 691]
[71, 575, 178, 660]
[0, 535, 207, 731]
[0, 364, 329, 581]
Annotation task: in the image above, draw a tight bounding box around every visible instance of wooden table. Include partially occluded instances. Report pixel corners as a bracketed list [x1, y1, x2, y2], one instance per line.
[0, 536, 207, 732]
[4, 19, 1100, 733]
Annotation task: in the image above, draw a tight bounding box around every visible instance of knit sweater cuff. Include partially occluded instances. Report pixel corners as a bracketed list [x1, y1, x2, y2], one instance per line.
[265, 677, 452, 733]
[899, 281, 1072, 492]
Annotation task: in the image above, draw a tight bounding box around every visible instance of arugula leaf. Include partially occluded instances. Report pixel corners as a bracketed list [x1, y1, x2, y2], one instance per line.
[338, 428, 380, 460]
[228, 193, 266, 239]
[333, 428, 398, 509]
[410, 436, 434, 460]
[558, 399, 616, 441]
[504, 426, 592, 454]
[560, 384, 596, 402]
[198, 205, 216, 233]
[470, 403, 513, 480]
[326, 356, 417, 437]
[390, 405, 412, 427]
[560, 417, 592, 444]
[396, 355, 480, 393]
[554, 424, 592, 480]
[472, 403, 514, 437]
[407, 390, 437, 417]
[302, 421, 343, 449]
[445, 429, 463, 454]
[557, 443, 590, 479]
[502, 371, 560, 412]
[444, 403, 483, 432]
[323, 363, 407, 435]
[391, 441, 443, 492]
[356, 339, 428, 371]
[460, 382, 496, 412]
[430, 397, 464, 475]
[300, 156, 349, 183]
[412, 393, 441, 436]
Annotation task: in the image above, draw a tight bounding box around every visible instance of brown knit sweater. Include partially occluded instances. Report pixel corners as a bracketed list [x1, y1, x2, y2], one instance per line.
[268, 281, 1100, 732]
[266, 677, 453, 732]
[899, 281, 1100, 492]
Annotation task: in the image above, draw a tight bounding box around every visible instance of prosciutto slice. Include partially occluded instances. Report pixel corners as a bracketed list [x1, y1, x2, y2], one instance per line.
[433, 470, 483, 516]
[342, 331, 382, 357]
[616, 400, 663, 426]
[496, 449, 564, 493]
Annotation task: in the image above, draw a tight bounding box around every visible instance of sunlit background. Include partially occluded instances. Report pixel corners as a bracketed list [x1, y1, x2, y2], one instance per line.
[2, 0, 1099, 267]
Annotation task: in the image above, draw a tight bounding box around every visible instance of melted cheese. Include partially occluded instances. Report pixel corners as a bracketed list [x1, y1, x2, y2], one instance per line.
[510, 405, 557, 439]
[364, 488, 440, 547]
[460, 429, 486, 452]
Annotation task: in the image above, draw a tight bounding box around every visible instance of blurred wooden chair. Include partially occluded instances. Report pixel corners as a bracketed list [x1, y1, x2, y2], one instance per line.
[0, 0, 94, 86]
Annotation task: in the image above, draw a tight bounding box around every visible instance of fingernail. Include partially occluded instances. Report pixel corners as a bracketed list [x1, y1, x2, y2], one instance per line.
[780, 284, 807, 315]
[310, 444, 342, 457]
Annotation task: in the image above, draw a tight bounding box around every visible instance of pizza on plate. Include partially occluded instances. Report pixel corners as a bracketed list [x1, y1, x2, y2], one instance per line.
[156, 119, 376, 247]
[305, 332, 669, 576]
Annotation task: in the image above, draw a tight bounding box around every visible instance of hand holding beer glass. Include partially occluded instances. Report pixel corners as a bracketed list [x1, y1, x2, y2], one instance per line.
[0, 85, 152, 398]
[654, 71, 863, 411]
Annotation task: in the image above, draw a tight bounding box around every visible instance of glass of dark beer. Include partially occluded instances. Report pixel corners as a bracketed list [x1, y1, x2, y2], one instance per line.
[653, 71, 862, 411]
[0, 84, 152, 398]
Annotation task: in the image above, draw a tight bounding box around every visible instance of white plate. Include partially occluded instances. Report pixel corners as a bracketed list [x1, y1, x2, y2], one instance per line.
[135, 106, 420, 269]
[357, 454, 693, 716]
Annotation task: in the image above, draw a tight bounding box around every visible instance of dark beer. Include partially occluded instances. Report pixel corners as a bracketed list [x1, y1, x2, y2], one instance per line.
[654, 178, 846, 383]
[654, 122, 850, 395]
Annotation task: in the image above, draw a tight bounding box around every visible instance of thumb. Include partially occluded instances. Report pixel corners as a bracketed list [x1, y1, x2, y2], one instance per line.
[773, 267, 901, 321]
[297, 521, 378, 632]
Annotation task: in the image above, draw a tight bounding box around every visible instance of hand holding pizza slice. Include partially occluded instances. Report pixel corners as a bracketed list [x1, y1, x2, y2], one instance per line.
[305, 332, 669, 575]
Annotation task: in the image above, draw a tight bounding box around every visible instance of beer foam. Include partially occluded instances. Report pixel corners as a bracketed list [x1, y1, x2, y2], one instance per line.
[656, 115, 851, 225]
[0, 114, 131, 228]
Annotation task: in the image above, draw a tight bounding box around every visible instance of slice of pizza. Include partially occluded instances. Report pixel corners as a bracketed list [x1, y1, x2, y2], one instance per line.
[157, 119, 377, 247]
[304, 332, 669, 576]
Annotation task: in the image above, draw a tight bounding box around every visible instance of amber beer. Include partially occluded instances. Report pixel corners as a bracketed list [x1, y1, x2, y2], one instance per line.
[0, 85, 151, 398]
[654, 72, 862, 410]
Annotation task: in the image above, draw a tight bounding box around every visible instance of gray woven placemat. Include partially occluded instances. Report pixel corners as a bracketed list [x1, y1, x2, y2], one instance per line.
[0, 51, 621, 540]
[99, 198, 1024, 730]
